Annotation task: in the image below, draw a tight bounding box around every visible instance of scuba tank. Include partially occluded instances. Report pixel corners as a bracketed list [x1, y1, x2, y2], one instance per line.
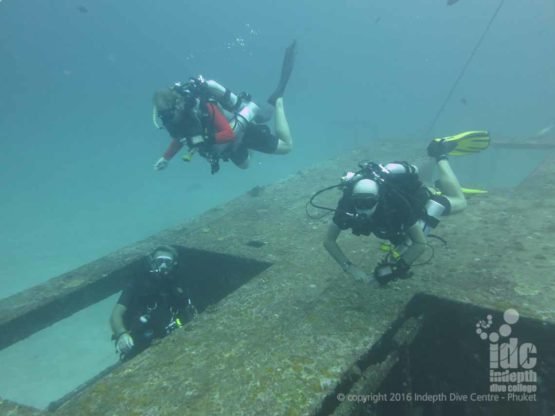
[203, 79, 261, 141]
[232, 99, 260, 141]
[419, 198, 445, 235]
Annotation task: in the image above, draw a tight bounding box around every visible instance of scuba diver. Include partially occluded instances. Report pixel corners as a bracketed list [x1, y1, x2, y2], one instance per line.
[316, 131, 490, 285]
[152, 41, 296, 174]
[110, 246, 198, 360]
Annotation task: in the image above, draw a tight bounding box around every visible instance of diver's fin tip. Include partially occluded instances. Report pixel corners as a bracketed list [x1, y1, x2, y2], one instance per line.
[461, 187, 488, 196]
[442, 130, 491, 156]
[267, 40, 297, 105]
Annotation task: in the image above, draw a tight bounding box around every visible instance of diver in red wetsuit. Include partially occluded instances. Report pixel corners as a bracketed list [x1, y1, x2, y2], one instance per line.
[152, 41, 296, 174]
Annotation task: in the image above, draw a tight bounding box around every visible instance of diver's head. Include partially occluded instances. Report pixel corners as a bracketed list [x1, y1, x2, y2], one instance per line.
[148, 245, 179, 278]
[153, 89, 182, 124]
[351, 178, 380, 216]
[152, 85, 199, 136]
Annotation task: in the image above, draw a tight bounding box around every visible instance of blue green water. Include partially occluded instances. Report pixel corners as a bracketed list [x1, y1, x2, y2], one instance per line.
[1, 0, 554, 298]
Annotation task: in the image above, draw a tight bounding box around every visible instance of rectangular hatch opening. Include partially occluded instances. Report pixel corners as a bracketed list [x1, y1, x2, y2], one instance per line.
[0, 246, 271, 411]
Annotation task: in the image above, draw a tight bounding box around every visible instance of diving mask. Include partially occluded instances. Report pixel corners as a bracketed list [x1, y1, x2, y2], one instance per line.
[150, 255, 176, 277]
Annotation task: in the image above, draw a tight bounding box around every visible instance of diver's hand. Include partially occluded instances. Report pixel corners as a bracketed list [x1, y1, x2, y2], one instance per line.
[345, 264, 371, 283]
[154, 157, 169, 171]
[116, 333, 134, 354]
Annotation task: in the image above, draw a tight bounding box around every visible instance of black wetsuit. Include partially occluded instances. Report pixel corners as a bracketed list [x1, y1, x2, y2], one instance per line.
[117, 273, 195, 358]
[333, 167, 443, 244]
[228, 123, 279, 165]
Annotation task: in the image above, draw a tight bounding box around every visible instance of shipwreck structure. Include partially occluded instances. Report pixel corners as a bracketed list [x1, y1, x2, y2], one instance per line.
[1, 140, 554, 416]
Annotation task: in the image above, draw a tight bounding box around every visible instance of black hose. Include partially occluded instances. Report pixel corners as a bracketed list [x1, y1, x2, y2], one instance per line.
[305, 184, 342, 219]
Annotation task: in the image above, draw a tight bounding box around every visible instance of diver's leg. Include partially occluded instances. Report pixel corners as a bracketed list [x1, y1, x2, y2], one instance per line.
[436, 159, 467, 213]
[273, 98, 293, 154]
[236, 152, 250, 169]
[230, 145, 250, 169]
[417, 159, 436, 187]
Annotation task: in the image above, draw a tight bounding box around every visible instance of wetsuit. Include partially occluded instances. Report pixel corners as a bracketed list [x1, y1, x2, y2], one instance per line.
[333, 163, 450, 244]
[117, 272, 195, 358]
[228, 123, 279, 165]
[162, 102, 234, 159]
[162, 98, 279, 168]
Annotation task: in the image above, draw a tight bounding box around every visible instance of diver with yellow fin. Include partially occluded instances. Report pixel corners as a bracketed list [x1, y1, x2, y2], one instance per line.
[314, 130, 490, 285]
[426, 130, 490, 195]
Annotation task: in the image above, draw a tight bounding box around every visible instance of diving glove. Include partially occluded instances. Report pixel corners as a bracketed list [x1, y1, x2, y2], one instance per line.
[116, 333, 134, 354]
[373, 258, 412, 285]
[154, 157, 169, 171]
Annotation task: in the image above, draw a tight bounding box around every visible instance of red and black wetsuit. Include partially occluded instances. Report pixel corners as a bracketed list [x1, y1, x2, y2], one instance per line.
[162, 102, 235, 160]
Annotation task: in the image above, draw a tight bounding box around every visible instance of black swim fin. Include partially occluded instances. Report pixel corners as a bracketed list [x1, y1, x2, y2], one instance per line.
[267, 40, 297, 106]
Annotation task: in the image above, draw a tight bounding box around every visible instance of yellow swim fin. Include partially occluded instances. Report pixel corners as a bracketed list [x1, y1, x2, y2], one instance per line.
[428, 130, 490, 158]
[441, 130, 490, 156]
[433, 181, 488, 197]
[461, 187, 488, 196]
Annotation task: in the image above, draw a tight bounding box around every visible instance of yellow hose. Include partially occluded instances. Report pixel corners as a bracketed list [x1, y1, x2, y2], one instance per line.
[182, 148, 197, 162]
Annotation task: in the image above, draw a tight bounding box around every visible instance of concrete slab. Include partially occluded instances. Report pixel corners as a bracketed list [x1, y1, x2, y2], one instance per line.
[1, 140, 553, 415]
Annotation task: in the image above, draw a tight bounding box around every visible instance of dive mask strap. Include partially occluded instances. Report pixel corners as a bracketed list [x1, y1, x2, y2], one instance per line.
[153, 107, 164, 129]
